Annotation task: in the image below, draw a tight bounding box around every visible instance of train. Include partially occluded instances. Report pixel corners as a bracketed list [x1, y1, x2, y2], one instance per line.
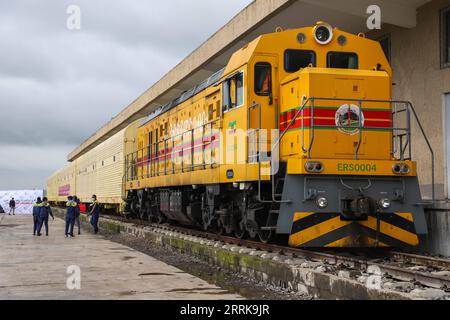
[48, 22, 427, 248]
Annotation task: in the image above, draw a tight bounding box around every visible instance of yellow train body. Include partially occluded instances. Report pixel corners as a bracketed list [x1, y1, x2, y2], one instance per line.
[122, 23, 426, 248]
[128, 25, 400, 187]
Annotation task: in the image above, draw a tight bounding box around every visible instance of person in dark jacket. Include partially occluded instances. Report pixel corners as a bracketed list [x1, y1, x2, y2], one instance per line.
[73, 196, 81, 235]
[65, 196, 77, 238]
[9, 198, 16, 215]
[32, 197, 42, 236]
[36, 197, 54, 236]
[88, 195, 100, 234]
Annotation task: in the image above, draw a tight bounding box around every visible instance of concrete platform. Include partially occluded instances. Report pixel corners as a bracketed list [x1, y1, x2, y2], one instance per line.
[0, 214, 242, 300]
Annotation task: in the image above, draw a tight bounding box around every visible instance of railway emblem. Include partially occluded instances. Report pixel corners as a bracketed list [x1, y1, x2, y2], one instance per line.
[335, 104, 365, 135]
[228, 121, 237, 134]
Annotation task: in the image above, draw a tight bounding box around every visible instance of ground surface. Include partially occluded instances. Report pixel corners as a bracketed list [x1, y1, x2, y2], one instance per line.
[0, 214, 243, 300]
[103, 232, 314, 300]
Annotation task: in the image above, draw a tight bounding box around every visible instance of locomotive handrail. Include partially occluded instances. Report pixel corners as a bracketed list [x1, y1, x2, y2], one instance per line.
[406, 101, 435, 201]
[271, 96, 435, 202]
[247, 102, 268, 203]
[272, 98, 311, 152]
[125, 118, 221, 179]
[268, 97, 312, 203]
[125, 97, 435, 202]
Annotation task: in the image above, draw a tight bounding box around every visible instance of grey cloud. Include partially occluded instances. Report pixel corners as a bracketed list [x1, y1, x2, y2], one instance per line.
[0, 0, 252, 189]
[0, 145, 75, 190]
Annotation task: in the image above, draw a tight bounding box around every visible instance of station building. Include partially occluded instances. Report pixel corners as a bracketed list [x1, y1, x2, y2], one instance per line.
[67, 0, 450, 255]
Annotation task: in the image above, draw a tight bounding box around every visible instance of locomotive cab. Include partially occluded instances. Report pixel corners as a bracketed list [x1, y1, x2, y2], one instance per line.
[240, 22, 427, 247]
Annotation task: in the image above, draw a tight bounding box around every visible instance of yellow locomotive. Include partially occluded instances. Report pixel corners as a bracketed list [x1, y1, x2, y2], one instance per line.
[121, 22, 427, 248]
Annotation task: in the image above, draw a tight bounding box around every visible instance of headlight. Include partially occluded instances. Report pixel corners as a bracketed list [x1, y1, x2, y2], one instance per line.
[392, 164, 410, 175]
[305, 162, 324, 173]
[379, 198, 391, 209]
[297, 32, 307, 44]
[317, 197, 328, 209]
[401, 164, 410, 174]
[313, 22, 333, 45]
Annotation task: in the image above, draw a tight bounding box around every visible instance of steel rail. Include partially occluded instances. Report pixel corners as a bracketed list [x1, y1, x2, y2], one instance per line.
[389, 251, 450, 270]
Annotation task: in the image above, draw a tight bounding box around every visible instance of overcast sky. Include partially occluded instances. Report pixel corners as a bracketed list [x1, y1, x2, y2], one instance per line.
[0, 0, 252, 190]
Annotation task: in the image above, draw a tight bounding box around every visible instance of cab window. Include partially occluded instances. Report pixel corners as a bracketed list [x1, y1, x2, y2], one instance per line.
[327, 52, 358, 69]
[223, 72, 244, 111]
[254, 63, 272, 96]
[284, 50, 316, 72]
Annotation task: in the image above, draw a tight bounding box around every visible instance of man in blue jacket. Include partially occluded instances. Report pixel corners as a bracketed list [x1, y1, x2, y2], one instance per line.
[65, 196, 77, 238]
[32, 197, 42, 236]
[37, 197, 54, 237]
[88, 195, 100, 234]
[73, 196, 81, 235]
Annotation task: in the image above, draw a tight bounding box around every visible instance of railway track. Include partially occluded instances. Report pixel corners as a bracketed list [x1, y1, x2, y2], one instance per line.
[388, 251, 450, 270]
[104, 214, 450, 291]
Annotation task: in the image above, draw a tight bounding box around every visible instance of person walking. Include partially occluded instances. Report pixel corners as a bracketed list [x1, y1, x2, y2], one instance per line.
[36, 198, 54, 236]
[65, 196, 77, 238]
[32, 197, 42, 236]
[73, 196, 81, 235]
[88, 195, 100, 234]
[9, 198, 16, 215]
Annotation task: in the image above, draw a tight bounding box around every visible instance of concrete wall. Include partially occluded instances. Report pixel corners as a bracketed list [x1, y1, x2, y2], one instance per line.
[368, 0, 450, 257]
[371, 0, 450, 200]
[421, 208, 450, 257]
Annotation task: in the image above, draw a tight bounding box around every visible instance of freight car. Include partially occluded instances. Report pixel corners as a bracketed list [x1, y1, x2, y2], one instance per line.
[49, 22, 431, 248]
[47, 119, 141, 212]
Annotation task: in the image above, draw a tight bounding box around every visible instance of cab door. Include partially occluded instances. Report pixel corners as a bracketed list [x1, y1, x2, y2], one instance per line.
[248, 55, 279, 165]
[221, 68, 248, 181]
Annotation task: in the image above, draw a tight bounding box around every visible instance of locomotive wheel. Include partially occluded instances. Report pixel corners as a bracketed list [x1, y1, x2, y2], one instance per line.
[258, 230, 273, 244]
[138, 204, 147, 221]
[213, 221, 225, 236]
[130, 199, 139, 219]
[234, 222, 247, 239]
[247, 227, 258, 239]
[147, 210, 153, 223]
[156, 212, 166, 225]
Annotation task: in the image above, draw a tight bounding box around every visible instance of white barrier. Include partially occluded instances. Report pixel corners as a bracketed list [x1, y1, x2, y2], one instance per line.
[0, 190, 44, 215]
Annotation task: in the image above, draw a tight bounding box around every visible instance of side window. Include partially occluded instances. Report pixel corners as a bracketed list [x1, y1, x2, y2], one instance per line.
[327, 52, 358, 69]
[284, 50, 316, 73]
[222, 72, 244, 112]
[222, 80, 230, 111]
[255, 63, 272, 96]
[235, 72, 244, 107]
[208, 104, 214, 121]
[230, 77, 237, 107]
[440, 6, 450, 68]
